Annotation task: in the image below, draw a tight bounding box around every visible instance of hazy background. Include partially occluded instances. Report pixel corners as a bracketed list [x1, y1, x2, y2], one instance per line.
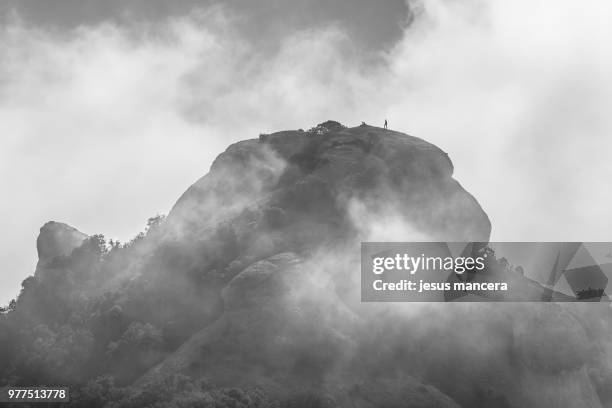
[1, 0, 611, 303]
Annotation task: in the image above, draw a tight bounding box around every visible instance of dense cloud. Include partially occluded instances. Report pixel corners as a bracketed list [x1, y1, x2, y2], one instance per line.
[1, 0, 612, 305]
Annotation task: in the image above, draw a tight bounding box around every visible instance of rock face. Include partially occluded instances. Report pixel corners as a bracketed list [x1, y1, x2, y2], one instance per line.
[131, 122, 491, 406]
[139, 251, 461, 407]
[169, 122, 490, 244]
[36, 221, 87, 268]
[514, 305, 602, 408]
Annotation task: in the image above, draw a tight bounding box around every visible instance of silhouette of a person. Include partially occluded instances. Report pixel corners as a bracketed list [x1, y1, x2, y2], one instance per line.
[384, 119, 388, 130]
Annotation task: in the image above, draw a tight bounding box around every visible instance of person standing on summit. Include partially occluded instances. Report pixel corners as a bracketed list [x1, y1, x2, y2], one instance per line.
[384, 119, 388, 130]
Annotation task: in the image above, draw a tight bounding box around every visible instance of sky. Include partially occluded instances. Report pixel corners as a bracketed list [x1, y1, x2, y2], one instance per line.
[1, 0, 611, 303]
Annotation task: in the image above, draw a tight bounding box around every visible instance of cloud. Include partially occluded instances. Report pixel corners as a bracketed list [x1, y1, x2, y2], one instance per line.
[1, 0, 611, 303]
[0, 8, 373, 302]
[384, 0, 612, 242]
[3, 0, 410, 51]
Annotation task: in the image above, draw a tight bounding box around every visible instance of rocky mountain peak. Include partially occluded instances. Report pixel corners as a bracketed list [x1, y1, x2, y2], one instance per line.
[36, 221, 88, 267]
[169, 121, 490, 245]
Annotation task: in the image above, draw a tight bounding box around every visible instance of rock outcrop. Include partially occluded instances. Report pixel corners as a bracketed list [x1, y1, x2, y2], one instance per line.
[169, 122, 491, 244]
[131, 121, 492, 406]
[36, 221, 88, 269]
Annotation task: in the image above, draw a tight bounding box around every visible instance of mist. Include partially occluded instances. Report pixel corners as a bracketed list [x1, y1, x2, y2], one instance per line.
[1, 0, 611, 308]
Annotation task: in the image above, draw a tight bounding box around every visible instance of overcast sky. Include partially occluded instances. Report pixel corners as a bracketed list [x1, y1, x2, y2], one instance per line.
[1, 0, 611, 303]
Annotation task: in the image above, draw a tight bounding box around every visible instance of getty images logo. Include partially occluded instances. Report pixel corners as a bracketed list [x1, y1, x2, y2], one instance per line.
[371, 252, 486, 275]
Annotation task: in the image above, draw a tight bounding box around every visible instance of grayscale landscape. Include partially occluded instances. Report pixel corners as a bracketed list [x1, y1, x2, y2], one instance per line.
[1, 1, 611, 407]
